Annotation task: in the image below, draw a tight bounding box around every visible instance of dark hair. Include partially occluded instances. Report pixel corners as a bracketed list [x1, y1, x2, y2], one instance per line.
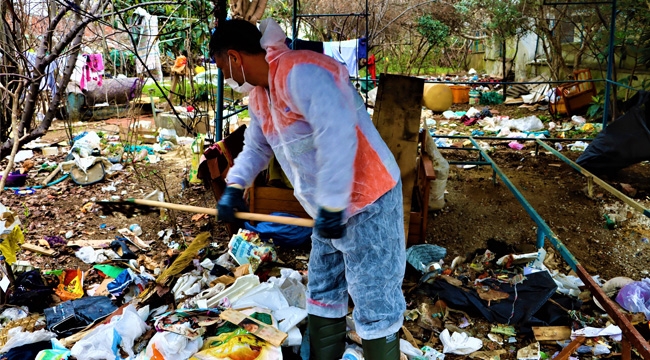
[209, 19, 264, 58]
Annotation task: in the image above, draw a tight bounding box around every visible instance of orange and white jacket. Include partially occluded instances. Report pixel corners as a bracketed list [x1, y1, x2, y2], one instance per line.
[226, 19, 400, 219]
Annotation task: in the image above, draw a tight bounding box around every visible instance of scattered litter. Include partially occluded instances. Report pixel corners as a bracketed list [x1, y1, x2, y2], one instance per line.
[508, 141, 525, 150]
[439, 329, 482, 354]
[567, 141, 589, 152]
[228, 229, 278, 271]
[517, 342, 540, 360]
[615, 279, 650, 320]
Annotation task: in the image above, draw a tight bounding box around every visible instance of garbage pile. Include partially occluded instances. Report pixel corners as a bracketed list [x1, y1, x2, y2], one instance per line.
[1, 125, 202, 194]
[401, 241, 645, 359]
[1, 193, 649, 359]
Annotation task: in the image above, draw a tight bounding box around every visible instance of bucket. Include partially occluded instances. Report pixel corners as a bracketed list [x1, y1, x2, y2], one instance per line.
[449, 85, 470, 104]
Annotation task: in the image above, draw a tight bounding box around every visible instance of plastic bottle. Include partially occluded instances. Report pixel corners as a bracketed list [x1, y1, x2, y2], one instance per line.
[129, 224, 143, 236]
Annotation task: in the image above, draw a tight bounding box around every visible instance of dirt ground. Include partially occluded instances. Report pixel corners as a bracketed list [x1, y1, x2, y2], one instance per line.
[423, 103, 650, 281]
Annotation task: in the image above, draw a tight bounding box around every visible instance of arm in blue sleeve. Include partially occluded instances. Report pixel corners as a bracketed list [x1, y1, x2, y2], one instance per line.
[225, 111, 274, 188]
[287, 64, 359, 211]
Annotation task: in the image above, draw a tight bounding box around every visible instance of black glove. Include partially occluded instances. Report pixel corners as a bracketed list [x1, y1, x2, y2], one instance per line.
[315, 207, 346, 239]
[217, 186, 248, 223]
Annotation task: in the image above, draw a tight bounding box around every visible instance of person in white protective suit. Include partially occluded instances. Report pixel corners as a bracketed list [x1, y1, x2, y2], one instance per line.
[210, 18, 406, 360]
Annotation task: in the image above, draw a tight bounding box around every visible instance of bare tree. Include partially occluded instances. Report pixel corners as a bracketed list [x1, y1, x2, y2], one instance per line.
[0, 0, 173, 158]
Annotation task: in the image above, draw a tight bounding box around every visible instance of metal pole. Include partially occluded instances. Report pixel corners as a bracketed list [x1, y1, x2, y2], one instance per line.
[602, 0, 616, 127]
[502, 39, 507, 99]
[216, 69, 224, 141]
[292, 0, 298, 45]
[214, 0, 227, 141]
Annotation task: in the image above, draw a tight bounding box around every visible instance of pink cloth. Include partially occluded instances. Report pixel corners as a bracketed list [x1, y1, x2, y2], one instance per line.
[80, 54, 103, 90]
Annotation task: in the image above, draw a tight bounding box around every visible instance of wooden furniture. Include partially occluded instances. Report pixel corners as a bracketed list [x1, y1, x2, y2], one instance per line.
[249, 147, 435, 244]
[550, 69, 597, 116]
[249, 74, 435, 244]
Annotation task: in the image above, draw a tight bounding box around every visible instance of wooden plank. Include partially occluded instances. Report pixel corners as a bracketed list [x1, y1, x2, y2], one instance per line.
[554, 337, 585, 360]
[372, 74, 424, 242]
[21, 243, 55, 256]
[254, 198, 309, 217]
[254, 187, 297, 201]
[67, 240, 112, 248]
[532, 326, 572, 341]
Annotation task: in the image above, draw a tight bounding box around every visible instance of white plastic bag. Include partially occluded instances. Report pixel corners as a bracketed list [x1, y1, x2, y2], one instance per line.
[113, 305, 149, 358]
[439, 329, 482, 355]
[71, 131, 101, 158]
[400, 339, 424, 358]
[71, 304, 149, 359]
[145, 331, 203, 360]
[70, 324, 120, 360]
[508, 116, 544, 132]
[75, 246, 98, 264]
[0, 328, 56, 353]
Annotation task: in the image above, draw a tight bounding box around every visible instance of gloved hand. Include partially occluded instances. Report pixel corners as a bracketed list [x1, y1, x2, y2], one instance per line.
[315, 207, 346, 239]
[217, 185, 248, 223]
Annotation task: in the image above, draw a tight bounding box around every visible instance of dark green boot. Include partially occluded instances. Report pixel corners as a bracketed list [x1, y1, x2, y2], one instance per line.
[308, 314, 346, 360]
[362, 332, 400, 360]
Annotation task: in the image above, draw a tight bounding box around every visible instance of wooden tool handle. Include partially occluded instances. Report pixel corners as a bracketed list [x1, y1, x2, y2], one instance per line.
[42, 165, 61, 185]
[128, 198, 315, 228]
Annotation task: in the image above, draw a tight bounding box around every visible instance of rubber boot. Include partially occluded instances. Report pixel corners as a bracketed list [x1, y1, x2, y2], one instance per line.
[362, 332, 400, 360]
[308, 314, 346, 360]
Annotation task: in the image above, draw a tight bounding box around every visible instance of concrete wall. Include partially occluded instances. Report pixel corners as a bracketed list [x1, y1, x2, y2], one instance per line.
[472, 34, 650, 95]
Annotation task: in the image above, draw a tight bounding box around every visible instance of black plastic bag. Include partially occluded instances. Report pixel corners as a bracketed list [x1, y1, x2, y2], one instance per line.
[577, 91, 650, 174]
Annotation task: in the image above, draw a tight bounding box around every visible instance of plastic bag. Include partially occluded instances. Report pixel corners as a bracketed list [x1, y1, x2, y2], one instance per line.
[146, 331, 203, 360]
[439, 329, 482, 355]
[0, 328, 56, 353]
[71, 131, 101, 158]
[507, 116, 544, 132]
[36, 339, 71, 360]
[191, 331, 281, 360]
[75, 247, 97, 264]
[400, 339, 423, 358]
[244, 212, 312, 247]
[70, 324, 121, 360]
[616, 278, 650, 320]
[112, 305, 149, 358]
[55, 269, 84, 301]
[71, 305, 148, 360]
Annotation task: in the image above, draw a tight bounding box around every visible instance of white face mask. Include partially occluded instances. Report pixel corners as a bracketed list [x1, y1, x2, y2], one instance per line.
[225, 57, 255, 94]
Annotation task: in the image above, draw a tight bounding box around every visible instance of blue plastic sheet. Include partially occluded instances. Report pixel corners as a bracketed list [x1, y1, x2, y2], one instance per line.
[245, 212, 312, 247]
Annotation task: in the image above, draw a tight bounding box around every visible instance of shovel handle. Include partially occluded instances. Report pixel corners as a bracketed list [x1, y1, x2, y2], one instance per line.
[127, 198, 315, 228]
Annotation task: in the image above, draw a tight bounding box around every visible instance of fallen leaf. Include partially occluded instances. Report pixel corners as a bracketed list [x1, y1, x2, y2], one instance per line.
[478, 288, 510, 303]
[191, 213, 209, 221]
[38, 239, 51, 248]
[440, 275, 463, 287]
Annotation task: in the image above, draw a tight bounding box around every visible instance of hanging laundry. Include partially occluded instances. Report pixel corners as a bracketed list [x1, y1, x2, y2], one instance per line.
[134, 7, 163, 82]
[323, 39, 366, 77]
[25, 52, 59, 97]
[368, 54, 377, 85]
[70, 54, 104, 91]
